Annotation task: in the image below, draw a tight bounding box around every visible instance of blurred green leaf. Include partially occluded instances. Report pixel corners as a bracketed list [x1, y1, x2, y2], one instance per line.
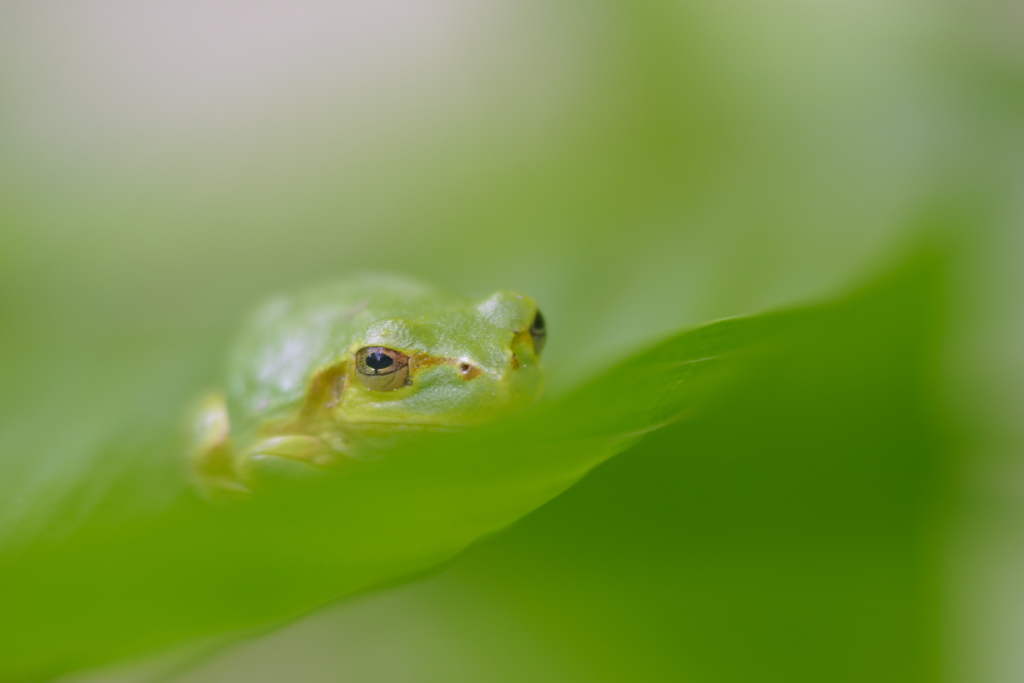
[0, 287, 755, 682]
[164, 245, 955, 683]
[0, 245, 950, 683]
[386, 247, 954, 683]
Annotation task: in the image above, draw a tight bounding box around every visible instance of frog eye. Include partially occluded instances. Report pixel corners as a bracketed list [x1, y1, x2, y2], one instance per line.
[529, 310, 546, 355]
[354, 347, 411, 391]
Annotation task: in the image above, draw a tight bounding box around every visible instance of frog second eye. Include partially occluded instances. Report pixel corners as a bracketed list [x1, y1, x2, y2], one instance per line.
[529, 310, 546, 355]
[355, 347, 411, 391]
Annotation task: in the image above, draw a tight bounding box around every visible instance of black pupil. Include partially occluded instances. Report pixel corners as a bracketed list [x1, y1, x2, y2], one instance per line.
[531, 311, 545, 334]
[366, 351, 394, 370]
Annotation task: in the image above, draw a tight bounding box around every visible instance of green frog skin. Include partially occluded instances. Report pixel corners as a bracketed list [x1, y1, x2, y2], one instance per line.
[190, 274, 546, 496]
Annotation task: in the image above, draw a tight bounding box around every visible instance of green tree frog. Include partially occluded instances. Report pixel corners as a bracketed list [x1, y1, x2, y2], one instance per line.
[190, 274, 546, 496]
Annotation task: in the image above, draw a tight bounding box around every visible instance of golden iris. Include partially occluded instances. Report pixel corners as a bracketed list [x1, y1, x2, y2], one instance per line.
[354, 347, 410, 391]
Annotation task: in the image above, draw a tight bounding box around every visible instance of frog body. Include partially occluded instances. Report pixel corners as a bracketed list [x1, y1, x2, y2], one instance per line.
[190, 274, 546, 496]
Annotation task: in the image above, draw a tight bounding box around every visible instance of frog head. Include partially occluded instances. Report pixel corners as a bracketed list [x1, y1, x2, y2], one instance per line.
[336, 290, 545, 428]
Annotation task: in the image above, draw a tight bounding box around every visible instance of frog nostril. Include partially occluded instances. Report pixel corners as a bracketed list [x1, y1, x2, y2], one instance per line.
[458, 362, 482, 380]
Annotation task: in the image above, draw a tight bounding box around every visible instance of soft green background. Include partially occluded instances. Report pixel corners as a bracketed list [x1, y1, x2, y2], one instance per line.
[0, 0, 1022, 681]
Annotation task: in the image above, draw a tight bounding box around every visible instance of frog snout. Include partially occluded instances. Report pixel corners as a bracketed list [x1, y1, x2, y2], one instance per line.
[454, 358, 513, 382]
[481, 351, 532, 380]
[452, 346, 537, 385]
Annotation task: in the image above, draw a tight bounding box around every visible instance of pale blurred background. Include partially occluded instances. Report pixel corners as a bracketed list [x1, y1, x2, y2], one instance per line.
[1, 0, 1023, 681]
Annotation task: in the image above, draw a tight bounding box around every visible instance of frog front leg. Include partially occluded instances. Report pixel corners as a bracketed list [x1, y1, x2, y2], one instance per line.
[189, 392, 344, 498]
[189, 392, 247, 497]
[235, 434, 342, 492]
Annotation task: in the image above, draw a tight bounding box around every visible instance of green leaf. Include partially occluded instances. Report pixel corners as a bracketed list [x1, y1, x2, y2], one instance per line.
[177, 246, 954, 683]
[429, 248, 953, 683]
[0, 298, 753, 682]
